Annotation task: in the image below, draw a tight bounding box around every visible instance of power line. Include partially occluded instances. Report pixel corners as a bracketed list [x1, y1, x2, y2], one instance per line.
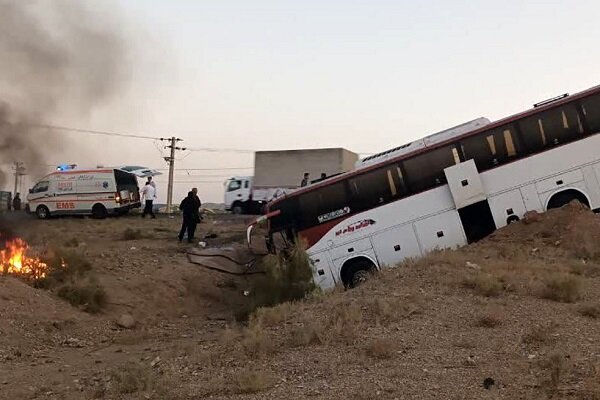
[27, 123, 162, 140]
[186, 147, 254, 154]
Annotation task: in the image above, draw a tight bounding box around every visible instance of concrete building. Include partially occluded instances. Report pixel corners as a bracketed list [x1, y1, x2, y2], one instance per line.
[253, 148, 358, 188]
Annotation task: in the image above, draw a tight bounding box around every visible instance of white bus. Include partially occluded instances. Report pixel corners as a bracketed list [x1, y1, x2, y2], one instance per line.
[250, 85, 600, 289]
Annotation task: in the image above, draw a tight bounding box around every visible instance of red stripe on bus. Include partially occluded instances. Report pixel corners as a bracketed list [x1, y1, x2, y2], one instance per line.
[29, 198, 114, 203]
[298, 216, 352, 248]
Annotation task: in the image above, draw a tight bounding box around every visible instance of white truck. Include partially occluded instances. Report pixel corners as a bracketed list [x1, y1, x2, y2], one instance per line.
[224, 148, 359, 214]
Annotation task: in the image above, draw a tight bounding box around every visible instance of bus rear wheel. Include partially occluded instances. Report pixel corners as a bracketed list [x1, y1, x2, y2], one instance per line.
[92, 204, 108, 219]
[36, 205, 50, 220]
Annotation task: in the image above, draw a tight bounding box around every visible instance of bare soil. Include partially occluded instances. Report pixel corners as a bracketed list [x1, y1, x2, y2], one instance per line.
[1, 204, 600, 399]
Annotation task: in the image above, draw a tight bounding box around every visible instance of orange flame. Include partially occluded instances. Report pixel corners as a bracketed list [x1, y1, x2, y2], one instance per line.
[0, 238, 49, 280]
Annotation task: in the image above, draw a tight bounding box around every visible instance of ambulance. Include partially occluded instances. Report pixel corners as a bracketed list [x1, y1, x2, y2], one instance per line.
[27, 168, 141, 219]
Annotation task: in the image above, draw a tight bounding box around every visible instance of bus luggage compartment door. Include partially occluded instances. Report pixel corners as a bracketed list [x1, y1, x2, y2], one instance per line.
[310, 251, 337, 290]
[444, 159, 496, 243]
[444, 159, 487, 209]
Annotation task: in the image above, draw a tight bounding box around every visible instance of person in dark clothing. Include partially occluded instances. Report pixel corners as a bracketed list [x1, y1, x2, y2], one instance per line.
[300, 172, 310, 187]
[12, 193, 21, 211]
[191, 187, 202, 222]
[178, 191, 198, 243]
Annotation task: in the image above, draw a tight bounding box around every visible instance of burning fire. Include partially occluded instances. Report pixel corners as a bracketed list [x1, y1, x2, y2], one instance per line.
[0, 238, 49, 280]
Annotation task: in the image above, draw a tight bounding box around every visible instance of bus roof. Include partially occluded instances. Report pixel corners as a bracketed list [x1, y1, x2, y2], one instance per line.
[269, 83, 600, 207]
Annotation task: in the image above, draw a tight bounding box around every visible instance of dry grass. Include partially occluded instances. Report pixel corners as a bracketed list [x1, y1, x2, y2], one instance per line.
[36, 249, 107, 313]
[462, 274, 503, 297]
[287, 322, 323, 347]
[240, 325, 275, 357]
[366, 338, 397, 359]
[540, 274, 582, 303]
[474, 312, 503, 328]
[232, 369, 275, 394]
[108, 362, 151, 394]
[522, 323, 557, 346]
[122, 228, 144, 240]
[538, 352, 565, 395]
[577, 302, 600, 319]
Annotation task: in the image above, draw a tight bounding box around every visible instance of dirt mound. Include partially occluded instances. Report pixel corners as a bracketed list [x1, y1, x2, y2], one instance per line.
[470, 202, 600, 262]
[0, 276, 89, 351]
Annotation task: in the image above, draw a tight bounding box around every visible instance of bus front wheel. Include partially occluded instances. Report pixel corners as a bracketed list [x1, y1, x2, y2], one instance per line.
[341, 257, 377, 288]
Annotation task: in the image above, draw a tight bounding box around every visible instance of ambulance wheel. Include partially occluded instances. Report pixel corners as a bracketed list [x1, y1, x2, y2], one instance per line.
[92, 204, 108, 219]
[36, 205, 50, 220]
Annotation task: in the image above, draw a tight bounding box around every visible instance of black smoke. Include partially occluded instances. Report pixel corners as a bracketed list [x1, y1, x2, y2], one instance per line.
[0, 0, 131, 188]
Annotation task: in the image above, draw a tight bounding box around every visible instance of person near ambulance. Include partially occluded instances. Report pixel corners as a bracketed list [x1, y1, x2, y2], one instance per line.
[140, 181, 156, 218]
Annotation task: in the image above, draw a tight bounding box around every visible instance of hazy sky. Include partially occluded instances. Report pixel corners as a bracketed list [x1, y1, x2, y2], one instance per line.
[4, 0, 600, 202]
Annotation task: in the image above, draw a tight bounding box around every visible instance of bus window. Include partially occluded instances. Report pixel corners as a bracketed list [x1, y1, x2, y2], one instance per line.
[270, 197, 300, 233]
[461, 125, 520, 171]
[402, 145, 458, 193]
[348, 167, 405, 212]
[298, 182, 348, 228]
[581, 94, 600, 133]
[519, 104, 583, 152]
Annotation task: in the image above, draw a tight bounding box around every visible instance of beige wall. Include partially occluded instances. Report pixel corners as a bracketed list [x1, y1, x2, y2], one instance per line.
[254, 148, 358, 188]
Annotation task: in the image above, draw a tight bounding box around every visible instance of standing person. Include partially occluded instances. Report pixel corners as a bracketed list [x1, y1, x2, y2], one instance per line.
[147, 176, 156, 189]
[191, 187, 202, 223]
[12, 193, 21, 211]
[300, 172, 310, 187]
[178, 191, 198, 243]
[140, 181, 156, 218]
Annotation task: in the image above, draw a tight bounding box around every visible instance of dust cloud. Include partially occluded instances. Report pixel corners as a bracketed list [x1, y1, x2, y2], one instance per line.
[0, 0, 131, 189]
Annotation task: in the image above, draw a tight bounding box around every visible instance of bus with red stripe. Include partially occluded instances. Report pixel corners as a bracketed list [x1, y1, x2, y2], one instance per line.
[249, 84, 600, 289]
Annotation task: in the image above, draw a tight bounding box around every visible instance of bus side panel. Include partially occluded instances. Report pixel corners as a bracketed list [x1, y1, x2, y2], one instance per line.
[520, 184, 543, 212]
[372, 224, 421, 266]
[488, 190, 526, 228]
[413, 210, 466, 252]
[310, 251, 337, 289]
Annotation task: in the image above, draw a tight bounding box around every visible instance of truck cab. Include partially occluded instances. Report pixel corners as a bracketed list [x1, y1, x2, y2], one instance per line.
[224, 176, 252, 214]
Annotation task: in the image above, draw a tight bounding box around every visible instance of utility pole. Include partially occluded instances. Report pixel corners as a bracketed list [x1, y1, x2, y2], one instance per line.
[12, 162, 25, 197]
[161, 137, 185, 216]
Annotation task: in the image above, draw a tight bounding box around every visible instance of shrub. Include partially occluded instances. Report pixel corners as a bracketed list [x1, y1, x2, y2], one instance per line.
[109, 363, 150, 394]
[123, 228, 144, 240]
[240, 242, 317, 319]
[232, 369, 274, 394]
[541, 275, 581, 303]
[37, 249, 107, 313]
[462, 274, 503, 297]
[474, 312, 503, 328]
[57, 279, 107, 313]
[366, 338, 396, 359]
[577, 303, 600, 319]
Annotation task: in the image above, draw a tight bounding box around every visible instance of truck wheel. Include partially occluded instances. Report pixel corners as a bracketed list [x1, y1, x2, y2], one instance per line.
[36, 205, 50, 220]
[232, 202, 244, 215]
[92, 204, 108, 219]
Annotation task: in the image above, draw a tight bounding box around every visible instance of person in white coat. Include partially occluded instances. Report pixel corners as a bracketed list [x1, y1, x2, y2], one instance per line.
[140, 181, 156, 218]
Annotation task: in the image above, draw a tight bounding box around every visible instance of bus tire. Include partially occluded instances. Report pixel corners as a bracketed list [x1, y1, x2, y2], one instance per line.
[36, 205, 50, 220]
[341, 257, 377, 288]
[232, 201, 244, 215]
[92, 204, 108, 219]
[546, 189, 590, 210]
